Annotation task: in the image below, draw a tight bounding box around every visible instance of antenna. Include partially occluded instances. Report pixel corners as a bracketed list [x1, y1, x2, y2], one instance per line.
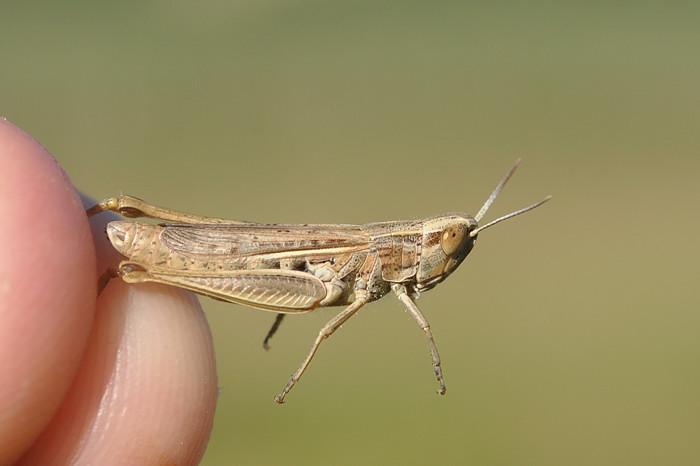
[470, 196, 551, 237]
[475, 158, 521, 222]
[470, 159, 551, 238]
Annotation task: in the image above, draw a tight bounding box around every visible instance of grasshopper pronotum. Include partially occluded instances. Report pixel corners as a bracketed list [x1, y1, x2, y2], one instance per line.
[88, 159, 550, 403]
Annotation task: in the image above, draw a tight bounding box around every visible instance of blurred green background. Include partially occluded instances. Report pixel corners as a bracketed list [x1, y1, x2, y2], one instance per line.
[3, 1, 699, 464]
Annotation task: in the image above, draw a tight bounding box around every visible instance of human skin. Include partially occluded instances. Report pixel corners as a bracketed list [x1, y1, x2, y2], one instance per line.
[0, 119, 218, 465]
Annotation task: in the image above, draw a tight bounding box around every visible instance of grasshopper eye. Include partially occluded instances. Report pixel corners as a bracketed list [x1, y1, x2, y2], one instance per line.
[440, 224, 467, 256]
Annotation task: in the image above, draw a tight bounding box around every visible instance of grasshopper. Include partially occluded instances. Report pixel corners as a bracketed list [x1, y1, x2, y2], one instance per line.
[87, 159, 550, 403]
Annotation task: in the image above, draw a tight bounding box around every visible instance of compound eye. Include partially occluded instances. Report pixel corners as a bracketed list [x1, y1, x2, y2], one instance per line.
[440, 224, 467, 256]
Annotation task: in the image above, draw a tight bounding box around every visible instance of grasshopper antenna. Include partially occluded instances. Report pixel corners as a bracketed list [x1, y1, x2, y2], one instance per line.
[470, 196, 551, 237]
[471, 158, 551, 237]
[475, 158, 521, 222]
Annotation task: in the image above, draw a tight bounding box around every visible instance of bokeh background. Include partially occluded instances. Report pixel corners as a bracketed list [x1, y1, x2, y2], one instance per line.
[3, 1, 699, 464]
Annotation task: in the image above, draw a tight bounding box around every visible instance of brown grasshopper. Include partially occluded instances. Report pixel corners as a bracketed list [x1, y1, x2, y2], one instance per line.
[87, 159, 550, 403]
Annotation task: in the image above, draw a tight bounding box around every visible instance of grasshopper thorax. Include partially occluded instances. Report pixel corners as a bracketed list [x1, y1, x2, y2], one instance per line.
[415, 214, 478, 291]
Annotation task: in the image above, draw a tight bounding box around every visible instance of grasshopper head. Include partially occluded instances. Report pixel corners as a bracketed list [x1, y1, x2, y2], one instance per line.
[414, 159, 551, 292]
[415, 214, 479, 291]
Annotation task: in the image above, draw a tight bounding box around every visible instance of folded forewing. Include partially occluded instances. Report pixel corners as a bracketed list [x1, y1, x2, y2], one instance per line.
[159, 223, 372, 258]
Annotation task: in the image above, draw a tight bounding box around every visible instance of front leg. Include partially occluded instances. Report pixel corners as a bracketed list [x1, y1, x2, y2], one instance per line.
[392, 283, 447, 396]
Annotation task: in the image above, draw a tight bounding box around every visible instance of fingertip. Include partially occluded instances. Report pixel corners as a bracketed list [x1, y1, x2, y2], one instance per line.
[20, 282, 219, 464]
[0, 120, 96, 463]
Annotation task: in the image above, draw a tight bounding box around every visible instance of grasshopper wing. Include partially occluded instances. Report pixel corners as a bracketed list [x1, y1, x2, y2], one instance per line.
[159, 223, 372, 259]
[119, 263, 327, 312]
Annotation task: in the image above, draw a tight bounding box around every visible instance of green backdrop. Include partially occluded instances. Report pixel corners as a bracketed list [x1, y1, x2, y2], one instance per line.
[3, 1, 699, 464]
